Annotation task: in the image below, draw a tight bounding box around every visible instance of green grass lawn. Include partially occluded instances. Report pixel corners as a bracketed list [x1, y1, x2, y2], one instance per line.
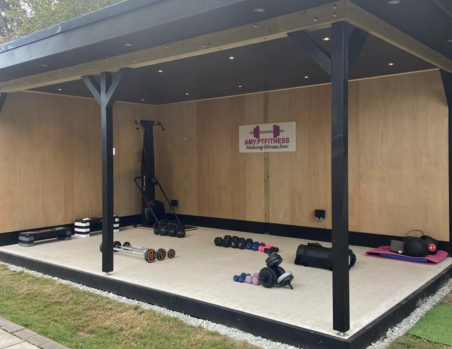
[388, 292, 452, 349]
[0, 264, 256, 349]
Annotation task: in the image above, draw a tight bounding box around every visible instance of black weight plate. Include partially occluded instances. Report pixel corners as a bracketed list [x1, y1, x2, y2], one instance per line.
[259, 267, 277, 288]
[113, 241, 121, 249]
[266, 253, 282, 268]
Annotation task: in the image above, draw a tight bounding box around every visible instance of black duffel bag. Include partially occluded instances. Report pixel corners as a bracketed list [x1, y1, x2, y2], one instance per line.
[294, 243, 356, 270]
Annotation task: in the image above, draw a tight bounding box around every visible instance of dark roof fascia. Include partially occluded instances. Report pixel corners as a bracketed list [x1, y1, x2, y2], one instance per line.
[0, 0, 247, 70]
[0, 0, 161, 53]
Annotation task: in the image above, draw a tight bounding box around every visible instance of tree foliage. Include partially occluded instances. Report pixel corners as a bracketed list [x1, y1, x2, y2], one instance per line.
[0, 0, 124, 44]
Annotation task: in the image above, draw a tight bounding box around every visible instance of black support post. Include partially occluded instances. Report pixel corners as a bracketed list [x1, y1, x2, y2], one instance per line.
[331, 21, 350, 334]
[289, 23, 368, 333]
[440, 70, 452, 255]
[0, 93, 7, 113]
[83, 68, 131, 273]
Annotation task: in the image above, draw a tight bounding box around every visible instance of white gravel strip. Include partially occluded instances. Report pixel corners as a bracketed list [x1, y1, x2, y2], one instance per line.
[0, 262, 299, 349]
[368, 278, 452, 349]
[1, 262, 451, 349]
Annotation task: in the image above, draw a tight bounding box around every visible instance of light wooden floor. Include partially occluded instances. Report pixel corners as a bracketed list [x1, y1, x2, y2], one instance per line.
[1, 227, 451, 337]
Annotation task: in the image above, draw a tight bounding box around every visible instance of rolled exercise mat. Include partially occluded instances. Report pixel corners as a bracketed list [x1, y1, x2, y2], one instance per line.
[366, 246, 448, 265]
[294, 242, 356, 270]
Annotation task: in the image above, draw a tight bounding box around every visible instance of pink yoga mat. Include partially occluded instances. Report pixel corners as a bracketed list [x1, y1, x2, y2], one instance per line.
[366, 246, 448, 265]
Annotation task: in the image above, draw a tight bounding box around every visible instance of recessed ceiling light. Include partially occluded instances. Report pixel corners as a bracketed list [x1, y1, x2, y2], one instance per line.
[254, 8, 265, 13]
[158, 70, 163, 73]
[229, 56, 235, 60]
[388, 0, 401, 4]
[323, 37, 330, 41]
[40, 64, 48, 67]
[58, 88, 62, 91]
[446, 39, 452, 43]
[304, 76, 309, 79]
[388, 62, 394, 66]
[142, 99, 145, 102]
[238, 85, 242, 88]
[186, 93, 190, 96]
[124, 43, 133, 47]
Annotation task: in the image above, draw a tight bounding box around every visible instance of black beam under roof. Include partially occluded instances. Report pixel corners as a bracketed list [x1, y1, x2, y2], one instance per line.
[0, 0, 451, 85]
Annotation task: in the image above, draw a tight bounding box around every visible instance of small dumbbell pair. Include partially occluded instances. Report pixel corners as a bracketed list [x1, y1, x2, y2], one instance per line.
[257, 244, 280, 254]
[233, 272, 260, 285]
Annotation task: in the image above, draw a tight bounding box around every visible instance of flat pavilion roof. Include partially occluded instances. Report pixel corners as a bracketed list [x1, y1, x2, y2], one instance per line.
[0, 0, 451, 105]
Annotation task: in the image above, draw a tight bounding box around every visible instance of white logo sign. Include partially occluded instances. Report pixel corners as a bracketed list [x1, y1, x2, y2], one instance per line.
[239, 122, 296, 153]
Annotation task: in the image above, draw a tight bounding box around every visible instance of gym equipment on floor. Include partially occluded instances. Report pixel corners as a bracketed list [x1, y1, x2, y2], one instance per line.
[19, 227, 72, 247]
[133, 119, 196, 234]
[233, 272, 259, 285]
[259, 252, 294, 289]
[99, 241, 173, 263]
[123, 241, 176, 259]
[214, 236, 279, 253]
[74, 216, 119, 237]
[392, 231, 441, 257]
[294, 243, 357, 270]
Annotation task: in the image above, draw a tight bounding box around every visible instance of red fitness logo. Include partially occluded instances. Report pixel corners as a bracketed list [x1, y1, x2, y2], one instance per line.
[251, 125, 284, 139]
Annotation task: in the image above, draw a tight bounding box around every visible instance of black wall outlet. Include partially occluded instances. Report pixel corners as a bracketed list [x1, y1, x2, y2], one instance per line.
[171, 200, 179, 208]
[315, 209, 326, 220]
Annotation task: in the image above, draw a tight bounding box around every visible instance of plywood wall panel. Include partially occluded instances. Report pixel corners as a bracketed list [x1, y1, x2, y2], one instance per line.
[0, 70, 447, 241]
[357, 71, 448, 240]
[197, 97, 247, 220]
[154, 102, 198, 216]
[0, 92, 154, 233]
[244, 94, 265, 222]
[154, 70, 447, 240]
[268, 90, 292, 225]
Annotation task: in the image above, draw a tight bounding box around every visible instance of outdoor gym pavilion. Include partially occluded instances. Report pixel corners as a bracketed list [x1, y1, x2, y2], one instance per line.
[0, 0, 452, 348]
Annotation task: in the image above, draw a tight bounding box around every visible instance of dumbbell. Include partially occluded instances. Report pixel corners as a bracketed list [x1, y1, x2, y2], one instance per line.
[233, 272, 248, 283]
[230, 236, 240, 248]
[245, 272, 260, 285]
[153, 219, 170, 236]
[245, 238, 254, 250]
[168, 221, 186, 238]
[263, 245, 279, 254]
[123, 242, 176, 260]
[252, 241, 262, 251]
[259, 253, 294, 289]
[222, 235, 232, 248]
[99, 241, 158, 263]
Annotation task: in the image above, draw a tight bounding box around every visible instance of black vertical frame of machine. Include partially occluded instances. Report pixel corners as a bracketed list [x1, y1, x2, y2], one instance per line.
[288, 22, 367, 333]
[440, 70, 452, 255]
[331, 21, 350, 333]
[82, 69, 131, 273]
[141, 122, 156, 217]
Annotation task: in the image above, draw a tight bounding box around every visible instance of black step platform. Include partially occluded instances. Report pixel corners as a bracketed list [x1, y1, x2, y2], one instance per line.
[19, 227, 72, 247]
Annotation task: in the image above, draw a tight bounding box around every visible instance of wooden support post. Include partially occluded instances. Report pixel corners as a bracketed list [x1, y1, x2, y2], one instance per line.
[82, 68, 131, 273]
